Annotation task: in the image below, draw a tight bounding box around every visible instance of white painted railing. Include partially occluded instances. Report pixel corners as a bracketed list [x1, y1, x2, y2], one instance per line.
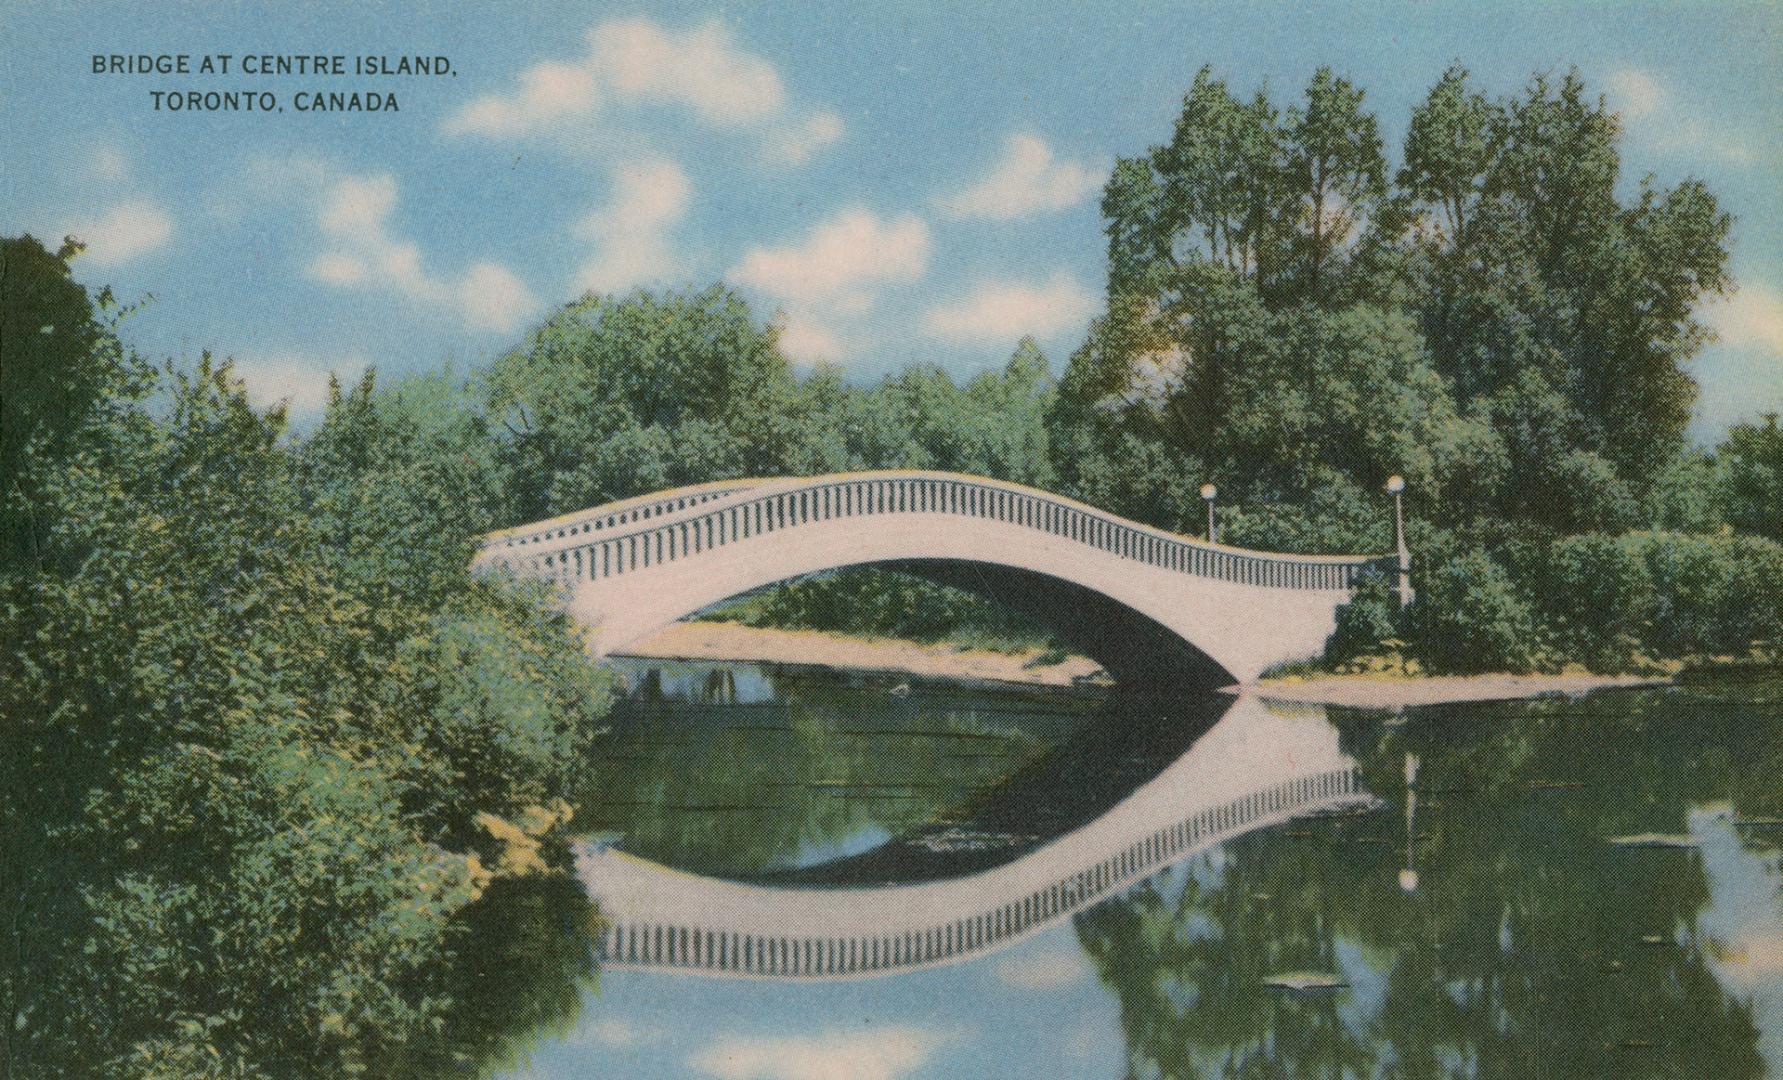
[477, 472, 1388, 593]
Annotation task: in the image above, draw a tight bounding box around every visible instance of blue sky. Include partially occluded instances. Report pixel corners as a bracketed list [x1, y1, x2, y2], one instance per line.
[4, 1, 1779, 437]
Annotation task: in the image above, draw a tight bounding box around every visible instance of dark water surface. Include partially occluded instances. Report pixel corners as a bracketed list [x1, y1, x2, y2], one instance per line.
[479, 661, 1783, 1079]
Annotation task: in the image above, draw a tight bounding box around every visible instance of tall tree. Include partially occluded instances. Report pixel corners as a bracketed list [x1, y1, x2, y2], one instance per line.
[1285, 66, 1387, 299]
[481, 285, 805, 521]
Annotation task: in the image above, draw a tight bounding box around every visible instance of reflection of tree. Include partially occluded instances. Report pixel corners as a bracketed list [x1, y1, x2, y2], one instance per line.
[579, 669, 1076, 877]
[387, 871, 598, 1079]
[1078, 687, 1778, 1079]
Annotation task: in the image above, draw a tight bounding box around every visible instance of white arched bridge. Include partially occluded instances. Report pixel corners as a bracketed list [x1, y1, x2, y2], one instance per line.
[572, 696, 1370, 980]
[476, 471, 1394, 683]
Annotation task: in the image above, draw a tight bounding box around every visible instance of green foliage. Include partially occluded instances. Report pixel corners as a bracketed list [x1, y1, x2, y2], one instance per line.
[1537, 532, 1783, 665]
[1324, 570, 1402, 664]
[1715, 414, 1783, 540]
[2, 281, 612, 1076]
[1538, 534, 1659, 671]
[708, 567, 1057, 653]
[1068, 62, 1734, 550]
[0, 235, 146, 563]
[1407, 550, 1541, 674]
[482, 285, 809, 520]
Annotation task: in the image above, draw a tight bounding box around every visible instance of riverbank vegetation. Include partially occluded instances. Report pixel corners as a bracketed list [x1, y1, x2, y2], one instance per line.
[4, 60, 1781, 1077]
[2, 239, 612, 1077]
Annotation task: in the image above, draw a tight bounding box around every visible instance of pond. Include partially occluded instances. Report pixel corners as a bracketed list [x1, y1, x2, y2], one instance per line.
[475, 660, 1783, 1080]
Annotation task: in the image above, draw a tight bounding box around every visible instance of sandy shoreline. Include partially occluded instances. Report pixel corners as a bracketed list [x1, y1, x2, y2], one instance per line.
[1246, 672, 1669, 708]
[613, 621, 1670, 705]
[613, 621, 1109, 687]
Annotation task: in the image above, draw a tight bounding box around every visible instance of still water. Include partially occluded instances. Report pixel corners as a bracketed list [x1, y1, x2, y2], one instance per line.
[479, 661, 1783, 1079]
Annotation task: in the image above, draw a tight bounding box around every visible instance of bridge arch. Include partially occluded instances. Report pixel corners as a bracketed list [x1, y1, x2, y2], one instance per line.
[476, 471, 1390, 684]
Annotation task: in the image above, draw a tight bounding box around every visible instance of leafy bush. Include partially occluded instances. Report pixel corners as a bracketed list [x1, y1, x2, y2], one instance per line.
[1538, 534, 1658, 671]
[1407, 550, 1541, 673]
[1324, 570, 1403, 664]
[2, 298, 612, 1076]
[1634, 532, 1783, 658]
[708, 567, 1057, 653]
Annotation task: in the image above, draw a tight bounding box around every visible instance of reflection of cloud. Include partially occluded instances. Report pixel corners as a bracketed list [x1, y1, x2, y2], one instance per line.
[573, 1016, 662, 1049]
[939, 133, 1103, 220]
[994, 946, 1092, 990]
[923, 272, 1097, 345]
[689, 1026, 943, 1080]
[1066, 1016, 1109, 1058]
[1709, 934, 1783, 987]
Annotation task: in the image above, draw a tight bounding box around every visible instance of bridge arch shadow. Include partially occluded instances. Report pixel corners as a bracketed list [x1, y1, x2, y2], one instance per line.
[861, 559, 1235, 692]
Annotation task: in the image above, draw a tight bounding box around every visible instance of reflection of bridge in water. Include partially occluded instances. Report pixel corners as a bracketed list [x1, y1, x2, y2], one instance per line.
[576, 696, 1369, 980]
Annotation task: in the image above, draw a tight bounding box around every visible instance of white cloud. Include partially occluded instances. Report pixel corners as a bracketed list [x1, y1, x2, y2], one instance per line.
[1605, 68, 1758, 167]
[65, 200, 173, 266]
[88, 145, 130, 182]
[764, 109, 844, 166]
[775, 314, 846, 364]
[731, 208, 929, 362]
[940, 133, 1103, 220]
[731, 208, 929, 307]
[230, 351, 367, 416]
[1605, 68, 1664, 121]
[924, 271, 1098, 344]
[1708, 281, 1783, 353]
[444, 61, 600, 137]
[442, 17, 840, 165]
[994, 946, 1092, 990]
[458, 263, 542, 334]
[689, 1026, 943, 1080]
[591, 17, 783, 124]
[302, 168, 540, 334]
[573, 158, 692, 294]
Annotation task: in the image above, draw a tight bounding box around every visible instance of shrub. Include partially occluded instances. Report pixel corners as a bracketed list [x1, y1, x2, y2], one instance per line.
[1539, 534, 1658, 671]
[1407, 550, 1541, 674]
[1325, 569, 1403, 664]
[1635, 532, 1783, 657]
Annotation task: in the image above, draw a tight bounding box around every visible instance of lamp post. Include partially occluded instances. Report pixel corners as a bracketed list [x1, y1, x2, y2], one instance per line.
[1386, 475, 1412, 607]
[1200, 483, 1218, 544]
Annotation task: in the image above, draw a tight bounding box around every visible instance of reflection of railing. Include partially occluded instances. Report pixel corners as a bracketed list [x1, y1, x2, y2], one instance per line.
[478, 472, 1387, 592]
[584, 765, 1365, 980]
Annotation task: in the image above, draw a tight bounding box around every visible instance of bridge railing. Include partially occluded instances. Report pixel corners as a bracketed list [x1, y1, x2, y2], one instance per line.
[477, 479, 758, 556]
[591, 765, 1364, 978]
[480, 473, 1387, 592]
